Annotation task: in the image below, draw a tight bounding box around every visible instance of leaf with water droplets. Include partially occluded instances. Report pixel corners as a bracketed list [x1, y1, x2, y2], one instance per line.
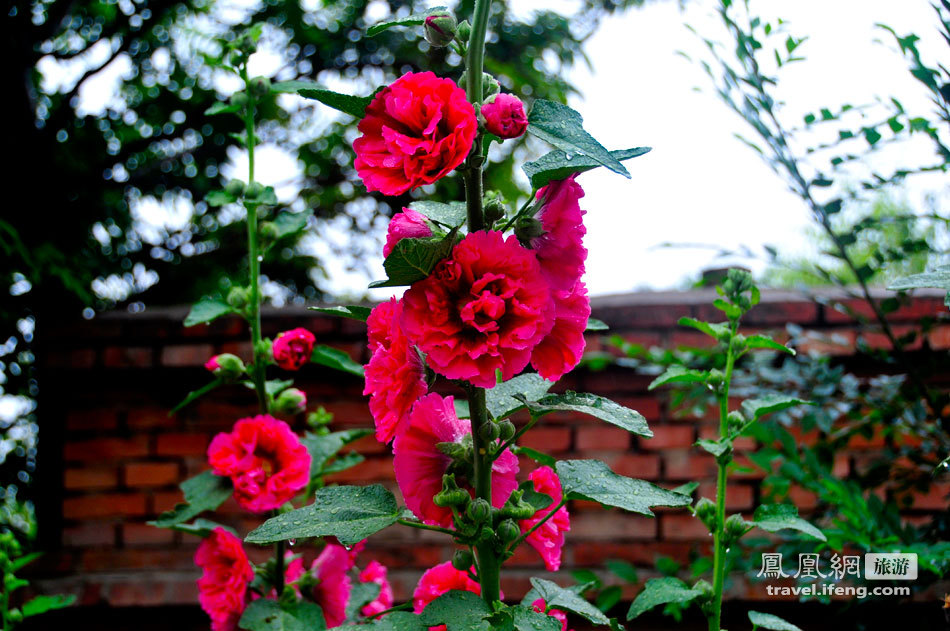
[529, 578, 610, 626]
[369, 229, 459, 288]
[308, 305, 372, 322]
[366, 6, 451, 37]
[245, 484, 400, 546]
[239, 599, 326, 631]
[753, 504, 826, 541]
[627, 577, 702, 620]
[487, 373, 555, 420]
[148, 470, 232, 528]
[556, 460, 692, 516]
[521, 392, 652, 438]
[184, 297, 235, 327]
[523, 147, 650, 189]
[487, 605, 563, 631]
[408, 200, 468, 229]
[527, 100, 632, 179]
[419, 591, 492, 631]
[748, 611, 803, 631]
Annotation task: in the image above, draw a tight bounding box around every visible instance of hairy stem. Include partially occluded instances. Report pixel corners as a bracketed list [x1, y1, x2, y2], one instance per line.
[468, 386, 501, 604]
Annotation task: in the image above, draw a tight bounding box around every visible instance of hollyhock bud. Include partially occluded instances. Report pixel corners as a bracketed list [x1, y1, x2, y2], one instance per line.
[230, 91, 248, 110]
[481, 93, 528, 139]
[433, 474, 470, 508]
[383, 208, 433, 258]
[424, 13, 458, 48]
[515, 216, 545, 241]
[694, 497, 717, 531]
[273, 388, 307, 415]
[498, 420, 516, 441]
[272, 328, 316, 371]
[497, 519, 520, 544]
[225, 179, 245, 197]
[458, 71, 499, 101]
[227, 286, 248, 309]
[467, 498, 491, 524]
[250, 76, 271, 97]
[245, 182, 264, 199]
[451, 549, 474, 572]
[204, 353, 245, 380]
[723, 514, 752, 545]
[478, 421, 500, 442]
[457, 20, 472, 42]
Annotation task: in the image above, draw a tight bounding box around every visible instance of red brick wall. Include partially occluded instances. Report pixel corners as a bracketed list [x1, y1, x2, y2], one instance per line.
[30, 289, 950, 610]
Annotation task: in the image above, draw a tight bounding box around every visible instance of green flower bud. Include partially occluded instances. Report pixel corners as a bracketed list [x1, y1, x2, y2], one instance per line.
[692, 579, 714, 600]
[467, 498, 491, 523]
[497, 519, 520, 544]
[228, 49, 246, 67]
[497, 420, 516, 441]
[501, 489, 536, 520]
[478, 421, 500, 443]
[227, 286, 249, 309]
[451, 548, 474, 571]
[205, 353, 245, 380]
[424, 13, 458, 48]
[514, 217, 544, 243]
[693, 497, 717, 532]
[433, 474, 471, 508]
[723, 514, 752, 545]
[307, 406, 333, 428]
[457, 20, 472, 42]
[726, 411, 744, 434]
[225, 179, 246, 197]
[260, 221, 279, 241]
[272, 387, 307, 415]
[457, 71, 501, 102]
[250, 76, 272, 97]
[483, 192, 507, 225]
[246, 181, 264, 199]
[7, 610, 22, 624]
[230, 91, 248, 110]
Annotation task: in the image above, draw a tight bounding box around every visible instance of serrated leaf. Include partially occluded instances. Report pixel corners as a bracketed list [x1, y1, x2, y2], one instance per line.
[648, 365, 709, 390]
[184, 297, 235, 327]
[753, 504, 826, 541]
[556, 460, 692, 516]
[308, 305, 372, 322]
[695, 438, 731, 458]
[741, 395, 809, 422]
[888, 265, 950, 291]
[170, 378, 223, 415]
[744, 334, 795, 355]
[148, 471, 232, 528]
[522, 392, 652, 438]
[408, 200, 468, 228]
[366, 6, 450, 37]
[205, 189, 237, 206]
[21, 594, 76, 618]
[486, 373, 555, 420]
[419, 590, 492, 631]
[271, 80, 376, 118]
[677, 317, 730, 340]
[166, 518, 236, 538]
[522, 147, 650, 189]
[269, 210, 313, 240]
[239, 599, 326, 631]
[310, 345, 364, 377]
[585, 318, 609, 331]
[369, 230, 458, 288]
[749, 611, 803, 631]
[246, 484, 399, 546]
[530, 578, 609, 625]
[527, 100, 630, 178]
[301, 428, 372, 477]
[490, 605, 563, 631]
[627, 577, 701, 620]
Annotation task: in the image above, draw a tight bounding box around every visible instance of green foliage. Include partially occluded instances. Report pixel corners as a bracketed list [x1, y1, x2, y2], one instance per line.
[527, 100, 631, 178]
[529, 578, 610, 625]
[748, 611, 802, 631]
[626, 577, 703, 620]
[555, 459, 692, 516]
[418, 591, 492, 631]
[301, 429, 372, 479]
[521, 392, 652, 437]
[310, 345, 365, 377]
[307, 305, 371, 322]
[184, 297, 236, 327]
[485, 373, 555, 420]
[148, 470, 233, 528]
[522, 147, 651, 189]
[752, 504, 825, 541]
[239, 599, 327, 631]
[366, 6, 452, 37]
[408, 201, 469, 229]
[272, 81, 376, 118]
[369, 231, 459, 288]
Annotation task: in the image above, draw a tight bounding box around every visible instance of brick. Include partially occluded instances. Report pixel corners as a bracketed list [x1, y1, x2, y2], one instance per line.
[161, 344, 214, 367]
[575, 426, 631, 451]
[66, 409, 117, 432]
[124, 462, 179, 487]
[573, 541, 700, 566]
[570, 512, 657, 540]
[519, 427, 572, 453]
[46, 348, 97, 369]
[697, 483, 754, 510]
[64, 468, 118, 491]
[122, 522, 176, 546]
[81, 548, 197, 573]
[62, 523, 117, 547]
[699, 426, 756, 451]
[661, 513, 709, 540]
[609, 454, 661, 480]
[126, 408, 177, 431]
[64, 437, 149, 462]
[63, 493, 147, 519]
[795, 329, 856, 355]
[928, 325, 950, 349]
[663, 451, 717, 480]
[156, 433, 209, 456]
[103, 346, 153, 368]
[910, 483, 949, 510]
[825, 296, 944, 323]
[638, 425, 694, 450]
[615, 397, 661, 421]
[151, 491, 185, 515]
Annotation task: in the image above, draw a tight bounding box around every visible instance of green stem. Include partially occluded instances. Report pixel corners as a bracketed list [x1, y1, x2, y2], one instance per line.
[709, 320, 738, 631]
[505, 497, 567, 553]
[397, 519, 459, 538]
[1, 568, 8, 631]
[493, 414, 539, 461]
[468, 386, 501, 604]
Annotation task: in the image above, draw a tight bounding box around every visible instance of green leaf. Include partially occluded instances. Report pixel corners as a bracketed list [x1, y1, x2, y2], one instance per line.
[205, 189, 237, 206]
[419, 590, 492, 631]
[753, 504, 826, 541]
[490, 605, 563, 631]
[741, 395, 809, 422]
[369, 230, 458, 288]
[527, 100, 631, 178]
[512, 446, 556, 468]
[308, 305, 371, 322]
[695, 438, 731, 458]
[148, 470, 232, 528]
[366, 6, 450, 36]
[166, 518, 236, 538]
[627, 577, 702, 620]
[301, 429, 372, 477]
[345, 580, 382, 620]
[522, 147, 650, 189]
[530, 578, 610, 625]
[269, 209, 313, 241]
[888, 264, 950, 291]
[21, 594, 76, 618]
[239, 599, 326, 631]
[486, 373, 555, 420]
[271, 80, 376, 118]
[184, 297, 235, 327]
[320, 452, 364, 475]
[605, 559, 638, 584]
[518, 480, 554, 511]
[677, 317, 729, 340]
[205, 101, 241, 116]
[264, 379, 294, 397]
[310, 345, 364, 377]
[595, 585, 622, 613]
[672, 482, 699, 496]
[358, 612, 425, 631]
[408, 201, 468, 228]
[585, 318, 609, 332]
[246, 484, 399, 546]
[9, 551, 43, 572]
[170, 378, 223, 415]
[556, 459, 692, 516]
[743, 334, 795, 355]
[522, 392, 652, 438]
[749, 611, 803, 631]
[648, 365, 709, 390]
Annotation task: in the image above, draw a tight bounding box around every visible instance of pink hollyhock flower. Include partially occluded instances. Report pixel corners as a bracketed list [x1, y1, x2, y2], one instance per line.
[394, 393, 519, 527]
[413, 561, 503, 631]
[205, 355, 221, 372]
[481, 93, 528, 139]
[195, 528, 254, 631]
[530, 176, 587, 293]
[272, 328, 316, 371]
[401, 230, 555, 388]
[532, 599, 570, 631]
[207, 415, 311, 513]
[384, 208, 433, 257]
[530, 280, 590, 381]
[354, 71, 477, 196]
[359, 560, 394, 617]
[518, 466, 571, 571]
[309, 543, 354, 628]
[363, 298, 429, 443]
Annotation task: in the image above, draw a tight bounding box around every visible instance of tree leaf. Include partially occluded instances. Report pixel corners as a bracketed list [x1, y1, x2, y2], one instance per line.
[749, 611, 803, 631]
[418, 590, 492, 631]
[753, 504, 826, 541]
[148, 470, 233, 528]
[300, 429, 372, 477]
[408, 201, 468, 228]
[522, 147, 650, 189]
[741, 395, 809, 422]
[529, 578, 609, 625]
[527, 100, 631, 178]
[743, 334, 795, 355]
[310, 345, 364, 377]
[21, 594, 76, 618]
[522, 392, 652, 438]
[170, 378, 223, 415]
[366, 6, 450, 37]
[245, 484, 400, 546]
[264, 379, 294, 397]
[308, 305, 372, 322]
[518, 480, 554, 511]
[239, 599, 327, 631]
[486, 373, 555, 419]
[585, 318, 609, 331]
[184, 297, 235, 327]
[556, 459, 692, 516]
[271, 80, 376, 118]
[648, 365, 709, 390]
[626, 577, 702, 620]
[368, 230, 458, 288]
